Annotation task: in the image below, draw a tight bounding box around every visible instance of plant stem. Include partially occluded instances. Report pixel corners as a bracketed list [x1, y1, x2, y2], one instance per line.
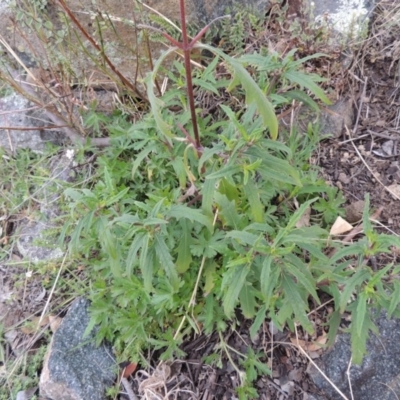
[179, 0, 201, 149]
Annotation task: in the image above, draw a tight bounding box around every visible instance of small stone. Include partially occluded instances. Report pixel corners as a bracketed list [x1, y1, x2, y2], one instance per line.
[338, 172, 350, 184]
[345, 200, 365, 223]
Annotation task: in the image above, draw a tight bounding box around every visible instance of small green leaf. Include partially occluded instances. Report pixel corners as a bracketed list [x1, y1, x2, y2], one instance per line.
[126, 231, 146, 275]
[244, 180, 264, 223]
[283, 90, 320, 112]
[201, 176, 216, 218]
[388, 280, 400, 317]
[192, 78, 220, 95]
[282, 273, 314, 334]
[260, 257, 280, 307]
[206, 164, 242, 180]
[222, 264, 250, 318]
[250, 304, 268, 339]
[203, 260, 217, 296]
[144, 47, 178, 140]
[284, 70, 331, 104]
[326, 309, 341, 347]
[104, 187, 129, 207]
[226, 230, 259, 246]
[215, 192, 242, 228]
[340, 269, 370, 313]
[175, 220, 192, 273]
[355, 292, 368, 338]
[131, 144, 158, 178]
[284, 254, 320, 304]
[154, 234, 179, 290]
[197, 44, 278, 139]
[140, 234, 152, 291]
[168, 205, 212, 231]
[239, 283, 257, 318]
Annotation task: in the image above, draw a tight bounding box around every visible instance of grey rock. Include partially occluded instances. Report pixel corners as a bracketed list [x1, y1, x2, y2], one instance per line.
[284, 97, 354, 138]
[17, 219, 64, 263]
[312, 0, 374, 38]
[17, 151, 75, 262]
[0, 93, 45, 152]
[319, 97, 354, 138]
[40, 298, 116, 400]
[0, 0, 270, 85]
[309, 312, 400, 400]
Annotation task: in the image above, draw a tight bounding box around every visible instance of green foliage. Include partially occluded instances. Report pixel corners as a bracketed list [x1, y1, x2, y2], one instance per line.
[56, 6, 400, 398]
[2, 1, 399, 398]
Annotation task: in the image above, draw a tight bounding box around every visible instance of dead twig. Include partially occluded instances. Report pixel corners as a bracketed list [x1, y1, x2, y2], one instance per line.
[120, 377, 139, 400]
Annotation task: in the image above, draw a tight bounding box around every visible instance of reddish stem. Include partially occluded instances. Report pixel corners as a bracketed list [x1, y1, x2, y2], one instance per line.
[179, 0, 201, 150]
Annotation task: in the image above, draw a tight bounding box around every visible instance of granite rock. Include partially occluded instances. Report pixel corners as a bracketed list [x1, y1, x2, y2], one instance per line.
[309, 312, 400, 400]
[40, 298, 116, 400]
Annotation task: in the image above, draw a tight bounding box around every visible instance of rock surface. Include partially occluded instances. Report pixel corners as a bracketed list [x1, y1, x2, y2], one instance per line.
[17, 151, 75, 262]
[40, 298, 116, 400]
[309, 312, 400, 400]
[0, 0, 270, 85]
[0, 93, 47, 153]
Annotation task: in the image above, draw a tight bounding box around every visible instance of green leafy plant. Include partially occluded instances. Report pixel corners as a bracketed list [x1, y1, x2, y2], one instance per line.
[60, 0, 400, 396]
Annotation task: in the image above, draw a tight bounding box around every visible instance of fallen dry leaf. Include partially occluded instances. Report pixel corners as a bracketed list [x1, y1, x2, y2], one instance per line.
[330, 216, 353, 235]
[49, 315, 62, 333]
[295, 206, 311, 228]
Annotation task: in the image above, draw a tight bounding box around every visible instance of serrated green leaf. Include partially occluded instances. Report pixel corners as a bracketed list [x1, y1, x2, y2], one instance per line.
[192, 77, 220, 95]
[284, 254, 320, 304]
[350, 310, 377, 364]
[104, 166, 114, 192]
[219, 178, 239, 202]
[340, 269, 370, 313]
[206, 164, 242, 180]
[140, 234, 152, 291]
[104, 187, 129, 207]
[388, 280, 400, 317]
[355, 292, 368, 338]
[220, 104, 248, 139]
[222, 264, 250, 317]
[282, 273, 314, 334]
[168, 205, 212, 231]
[64, 188, 84, 202]
[131, 144, 158, 178]
[284, 70, 331, 104]
[283, 90, 320, 112]
[197, 44, 278, 139]
[154, 234, 179, 290]
[326, 309, 341, 347]
[126, 231, 146, 275]
[260, 257, 280, 306]
[243, 180, 264, 223]
[201, 172, 216, 218]
[245, 147, 301, 186]
[175, 220, 192, 273]
[144, 47, 178, 140]
[226, 230, 260, 246]
[143, 217, 168, 226]
[250, 304, 268, 339]
[362, 194, 372, 236]
[203, 260, 217, 296]
[239, 283, 257, 319]
[274, 198, 318, 244]
[215, 192, 242, 228]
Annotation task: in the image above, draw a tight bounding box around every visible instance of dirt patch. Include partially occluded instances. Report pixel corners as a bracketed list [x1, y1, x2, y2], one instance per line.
[319, 0, 400, 235]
